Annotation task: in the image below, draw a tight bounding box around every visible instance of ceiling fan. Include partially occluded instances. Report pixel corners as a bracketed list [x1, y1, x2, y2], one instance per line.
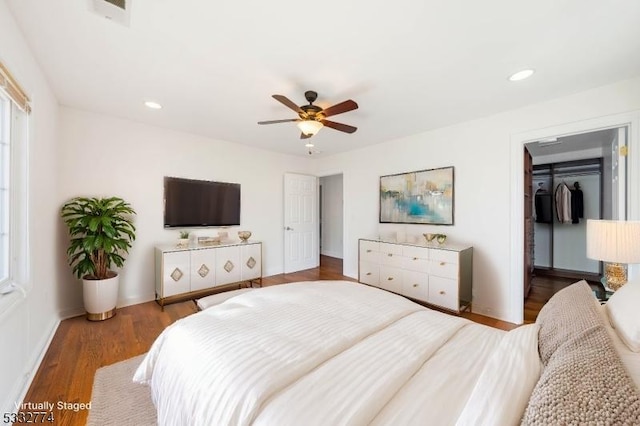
[258, 91, 358, 139]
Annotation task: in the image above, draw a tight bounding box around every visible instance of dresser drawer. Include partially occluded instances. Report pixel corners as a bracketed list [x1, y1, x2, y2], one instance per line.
[359, 261, 380, 286]
[360, 240, 380, 263]
[428, 276, 459, 311]
[378, 265, 403, 293]
[402, 255, 429, 273]
[402, 270, 428, 302]
[402, 245, 429, 259]
[429, 259, 459, 279]
[429, 248, 459, 264]
[380, 243, 404, 267]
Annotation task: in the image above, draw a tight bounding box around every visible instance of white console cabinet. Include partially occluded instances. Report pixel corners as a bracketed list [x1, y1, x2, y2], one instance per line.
[155, 241, 262, 308]
[358, 239, 472, 313]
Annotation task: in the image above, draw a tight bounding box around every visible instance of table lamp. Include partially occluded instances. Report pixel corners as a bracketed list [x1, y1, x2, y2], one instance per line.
[586, 219, 640, 291]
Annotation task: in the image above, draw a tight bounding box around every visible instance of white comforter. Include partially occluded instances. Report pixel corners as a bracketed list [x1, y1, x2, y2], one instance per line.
[134, 281, 505, 425]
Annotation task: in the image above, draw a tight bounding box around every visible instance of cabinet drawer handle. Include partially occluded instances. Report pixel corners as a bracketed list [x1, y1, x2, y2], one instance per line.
[366, 249, 372, 253]
[366, 272, 372, 276]
[439, 261, 445, 266]
[413, 283, 418, 288]
[439, 290, 445, 295]
[387, 277, 394, 281]
[388, 253, 393, 257]
[413, 257, 418, 260]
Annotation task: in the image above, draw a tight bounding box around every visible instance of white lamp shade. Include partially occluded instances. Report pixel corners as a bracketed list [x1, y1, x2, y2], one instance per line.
[586, 219, 640, 263]
[297, 120, 323, 136]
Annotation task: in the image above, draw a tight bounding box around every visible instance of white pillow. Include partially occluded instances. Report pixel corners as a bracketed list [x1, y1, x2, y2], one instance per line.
[607, 281, 640, 352]
[456, 324, 542, 426]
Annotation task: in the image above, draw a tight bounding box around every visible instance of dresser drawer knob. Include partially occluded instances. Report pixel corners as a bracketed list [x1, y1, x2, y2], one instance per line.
[413, 257, 418, 261]
[366, 272, 372, 276]
[439, 290, 445, 295]
[387, 277, 394, 281]
[439, 261, 445, 266]
[367, 249, 372, 253]
[413, 283, 418, 288]
[388, 253, 393, 257]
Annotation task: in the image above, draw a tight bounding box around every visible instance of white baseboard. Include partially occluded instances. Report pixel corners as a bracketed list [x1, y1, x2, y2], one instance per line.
[10, 317, 59, 415]
[59, 306, 85, 320]
[320, 250, 343, 259]
[471, 303, 512, 324]
[117, 293, 155, 308]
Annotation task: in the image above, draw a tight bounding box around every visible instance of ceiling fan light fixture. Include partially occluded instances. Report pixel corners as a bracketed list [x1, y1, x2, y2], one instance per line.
[297, 120, 323, 136]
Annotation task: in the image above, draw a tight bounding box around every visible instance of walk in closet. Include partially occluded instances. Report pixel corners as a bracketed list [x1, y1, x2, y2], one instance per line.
[532, 159, 602, 276]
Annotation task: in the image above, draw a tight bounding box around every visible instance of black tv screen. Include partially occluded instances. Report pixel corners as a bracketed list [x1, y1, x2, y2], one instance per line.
[164, 177, 241, 227]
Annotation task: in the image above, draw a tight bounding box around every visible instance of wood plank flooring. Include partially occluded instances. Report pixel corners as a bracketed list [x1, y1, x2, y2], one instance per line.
[19, 256, 554, 425]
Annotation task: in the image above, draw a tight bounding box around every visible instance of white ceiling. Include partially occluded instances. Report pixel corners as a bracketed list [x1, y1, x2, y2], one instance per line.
[526, 128, 617, 157]
[6, 0, 640, 157]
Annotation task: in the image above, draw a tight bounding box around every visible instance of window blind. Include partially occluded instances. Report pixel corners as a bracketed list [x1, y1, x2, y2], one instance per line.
[0, 62, 31, 113]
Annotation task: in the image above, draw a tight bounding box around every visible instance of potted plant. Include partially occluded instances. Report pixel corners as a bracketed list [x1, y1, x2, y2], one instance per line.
[177, 230, 190, 247]
[61, 197, 136, 321]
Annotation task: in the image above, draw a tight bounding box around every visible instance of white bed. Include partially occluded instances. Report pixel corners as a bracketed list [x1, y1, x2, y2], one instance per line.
[134, 280, 640, 425]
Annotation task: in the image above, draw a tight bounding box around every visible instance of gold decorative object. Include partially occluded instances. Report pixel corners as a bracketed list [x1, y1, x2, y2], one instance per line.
[246, 257, 256, 269]
[423, 233, 436, 243]
[436, 234, 447, 244]
[198, 264, 210, 278]
[604, 263, 627, 291]
[238, 231, 252, 242]
[170, 267, 184, 282]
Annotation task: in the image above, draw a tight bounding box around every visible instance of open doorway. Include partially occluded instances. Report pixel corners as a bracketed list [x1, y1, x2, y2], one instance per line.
[319, 174, 344, 265]
[523, 127, 627, 321]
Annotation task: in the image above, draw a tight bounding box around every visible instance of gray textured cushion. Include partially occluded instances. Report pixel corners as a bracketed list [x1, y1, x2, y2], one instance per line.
[522, 281, 640, 425]
[535, 280, 601, 366]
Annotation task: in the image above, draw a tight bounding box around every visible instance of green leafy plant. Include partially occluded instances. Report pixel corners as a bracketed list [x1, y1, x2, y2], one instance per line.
[61, 197, 136, 280]
[179, 230, 190, 239]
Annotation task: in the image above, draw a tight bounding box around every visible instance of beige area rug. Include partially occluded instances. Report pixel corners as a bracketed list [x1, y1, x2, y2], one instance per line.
[87, 354, 156, 426]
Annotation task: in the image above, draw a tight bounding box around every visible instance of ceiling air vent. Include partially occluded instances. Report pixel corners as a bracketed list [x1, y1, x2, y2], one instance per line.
[92, 0, 131, 26]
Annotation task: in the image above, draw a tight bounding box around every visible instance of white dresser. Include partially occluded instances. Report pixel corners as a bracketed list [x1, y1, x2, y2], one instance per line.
[358, 238, 472, 313]
[155, 241, 262, 308]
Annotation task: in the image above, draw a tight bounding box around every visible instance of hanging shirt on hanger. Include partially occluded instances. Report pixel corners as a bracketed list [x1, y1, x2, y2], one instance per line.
[535, 188, 553, 223]
[570, 182, 584, 224]
[554, 182, 572, 224]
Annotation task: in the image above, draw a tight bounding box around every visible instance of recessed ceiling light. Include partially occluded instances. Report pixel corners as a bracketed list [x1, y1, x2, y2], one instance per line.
[144, 101, 162, 109]
[305, 143, 314, 148]
[509, 69, 535, 82]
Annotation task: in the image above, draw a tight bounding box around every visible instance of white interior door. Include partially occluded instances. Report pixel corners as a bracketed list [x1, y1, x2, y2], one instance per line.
[284, 173, 319, 273]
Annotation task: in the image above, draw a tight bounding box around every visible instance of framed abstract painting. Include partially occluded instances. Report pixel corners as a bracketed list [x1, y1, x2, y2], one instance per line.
[379, 166, 454, 225]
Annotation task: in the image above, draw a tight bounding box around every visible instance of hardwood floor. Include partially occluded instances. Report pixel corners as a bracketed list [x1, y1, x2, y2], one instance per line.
[524, 274, 601, 323]
[19, 255, 529, 425]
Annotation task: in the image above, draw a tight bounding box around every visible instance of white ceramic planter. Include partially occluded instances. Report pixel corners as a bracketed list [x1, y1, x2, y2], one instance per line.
[82, 274, 119, 321]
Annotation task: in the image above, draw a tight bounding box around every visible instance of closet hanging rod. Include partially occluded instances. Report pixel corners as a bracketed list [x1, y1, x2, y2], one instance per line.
[553, 170, 601, 178]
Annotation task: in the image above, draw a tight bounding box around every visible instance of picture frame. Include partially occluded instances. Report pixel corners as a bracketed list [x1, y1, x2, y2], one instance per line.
[379, 166, 454, 225]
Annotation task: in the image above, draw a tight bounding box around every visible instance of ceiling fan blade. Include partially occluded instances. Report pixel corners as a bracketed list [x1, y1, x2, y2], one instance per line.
[321, 100, 358, 118]
[272, 95, 302, 113]
[300, 132, 312, 139]
[257, 119, 299, 125]
[321, 120, 357, 134]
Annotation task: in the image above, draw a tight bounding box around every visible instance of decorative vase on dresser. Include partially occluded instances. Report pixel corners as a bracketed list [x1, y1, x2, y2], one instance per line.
[155, 240, 262, 309]
[358, 238, 472, 313]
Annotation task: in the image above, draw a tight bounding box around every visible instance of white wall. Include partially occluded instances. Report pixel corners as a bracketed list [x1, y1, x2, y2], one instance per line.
[0, 1, 61, 414]
[319, 174, 343, 259]
[312, 76, 640, 322]
[57, 107, 311, 313]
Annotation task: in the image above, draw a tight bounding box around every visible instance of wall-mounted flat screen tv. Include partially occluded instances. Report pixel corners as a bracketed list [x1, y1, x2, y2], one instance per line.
[164, 176, 241, 227]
